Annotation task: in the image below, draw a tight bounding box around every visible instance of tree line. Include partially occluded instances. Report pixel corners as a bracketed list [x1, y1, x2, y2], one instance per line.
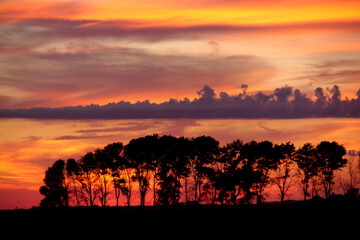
[40, 134, 358, 208]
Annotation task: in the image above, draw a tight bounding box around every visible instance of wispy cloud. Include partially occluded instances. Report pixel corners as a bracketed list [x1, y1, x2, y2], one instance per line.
[0, 46, 275, 108]
[295, 58, 360, 85]
[53, 134, 115, 141]
[2, 18, 360, 49]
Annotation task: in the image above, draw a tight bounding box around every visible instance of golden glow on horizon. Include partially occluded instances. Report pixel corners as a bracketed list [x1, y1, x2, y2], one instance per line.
[1, 118, 360, 193]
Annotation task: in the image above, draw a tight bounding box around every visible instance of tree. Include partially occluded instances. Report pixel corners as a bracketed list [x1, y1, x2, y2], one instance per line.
[257, 141, 280, 204]
[94, 149, 112, 207]
[237, 141, 261, 204]
[77, 152, 99, 207]
[156, 135, 180, 206]
[294, 143, 319, 201]
[40, 134, 354, 207]
[101, 142, 127, 207]
[338, 156, 360, 196]
[40, 159, 69, 207]
[272, 142, 297, 204]
[175, 136, 193, 204]
[191, 136, 219, 203]
[241, 141, 279, 204]
[121, 166, 136, 207]
[107, 143, 135, 207]
[124, 135, 160, 206]
[96, 142, 124, 207]
[316, 141, 347, 199]
[214, 139, 243, 205]
[65, 158, 81, 206]
[156, 173, 181, 206]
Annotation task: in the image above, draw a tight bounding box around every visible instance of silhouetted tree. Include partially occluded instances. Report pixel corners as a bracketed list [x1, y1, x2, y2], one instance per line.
[77, 152, 99, 206]
[40, 134, 355, 207]
[316, 141, 347, 199]
[338, 156, 360, 196]
[191, 136, 219, 203]
[40, 159, 69, 207]
[241, 141, 279, 204]
[155, 135, 179, 205]
[175, 136, 193, 203]
[121, 166, 136, 207]
[156, 173, 181, 206]
[257, 141, 280, 204]
[214, 139, 243, 205]
[150, 136, 163, 206]
[66, 158, 81, 206]
[273, 142, 296, 204]
[294, 143, 319, 201]
[102, 142, 126, 207]
[124, 135, 160, 206]
[239, 141, 262, 204]
[202, 167, 218, 204]
[98, 142, 124, 207]
[93, 149, 112, 207]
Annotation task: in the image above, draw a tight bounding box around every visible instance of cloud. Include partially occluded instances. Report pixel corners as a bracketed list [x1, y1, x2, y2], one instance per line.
[310, 70, 360, 85]
[75, 122, 155, 134]
[0, 1, 87, 21]
[347, 149, 360, 156]
[294, 58, 360, 85]
[1, 85, 360, 119]
[23, 136, 42, 141]
[2, 18, 360, 52]
[1, 18, 360, 108]
[53, 134, 114, 141]
[0, 46, 275, 108]
[307, 59, 360, 69]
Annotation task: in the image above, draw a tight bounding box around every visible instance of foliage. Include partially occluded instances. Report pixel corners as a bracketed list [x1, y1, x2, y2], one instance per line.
[40, 135, 354, 207]
[316, 141, 347, 199]
[40, 159, 69, 207]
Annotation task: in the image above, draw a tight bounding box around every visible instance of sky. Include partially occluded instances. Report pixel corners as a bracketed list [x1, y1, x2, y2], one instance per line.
[1, 0, 360, 108]
[1, 0, 360, 209]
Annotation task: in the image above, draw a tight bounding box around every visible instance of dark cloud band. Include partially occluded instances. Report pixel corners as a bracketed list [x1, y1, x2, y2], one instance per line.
[1, 85, 359, 119]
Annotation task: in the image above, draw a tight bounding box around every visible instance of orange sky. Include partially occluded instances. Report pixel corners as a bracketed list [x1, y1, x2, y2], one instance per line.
[1, 118, 360, 209]
[1, 0, 360, 209]
[1, 1, 360, 106]
[2, 0, 360, 24]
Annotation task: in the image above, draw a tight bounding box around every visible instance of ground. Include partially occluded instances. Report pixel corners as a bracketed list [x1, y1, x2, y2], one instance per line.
[1, 201, 359, 239]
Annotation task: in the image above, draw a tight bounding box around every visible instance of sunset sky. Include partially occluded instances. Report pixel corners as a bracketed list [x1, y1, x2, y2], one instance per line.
[1, 0, 360, 209]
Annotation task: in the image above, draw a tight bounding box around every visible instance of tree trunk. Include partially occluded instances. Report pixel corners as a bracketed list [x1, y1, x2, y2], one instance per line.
[257, 183, 263, 205]
[73, 178, 80, 206]
[185, 177, 188, 204]
[194, 178, 198, 203]
[197, 181, 202, 203]
[115, 188, 120, 207]
[126, 169, 132, 207]
[303, 181, 308, 201]
[280, 192, 285, 204]
[153, 172, 156, 206]
[89, 184, 93, 207]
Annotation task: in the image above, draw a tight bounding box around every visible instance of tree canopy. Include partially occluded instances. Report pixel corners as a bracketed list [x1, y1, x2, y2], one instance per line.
[40, 135, 354, 207]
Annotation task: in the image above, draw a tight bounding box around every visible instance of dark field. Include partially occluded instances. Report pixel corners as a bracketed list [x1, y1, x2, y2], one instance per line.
[1, 201, 359, 239]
